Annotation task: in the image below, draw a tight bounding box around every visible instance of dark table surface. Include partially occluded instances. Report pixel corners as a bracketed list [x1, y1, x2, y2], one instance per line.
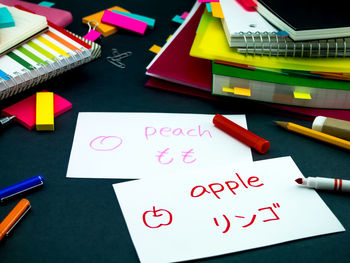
[0, 0, 349, 262]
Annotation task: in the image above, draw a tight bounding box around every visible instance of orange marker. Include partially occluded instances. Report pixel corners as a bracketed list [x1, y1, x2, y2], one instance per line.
[0, 199, 31, 241]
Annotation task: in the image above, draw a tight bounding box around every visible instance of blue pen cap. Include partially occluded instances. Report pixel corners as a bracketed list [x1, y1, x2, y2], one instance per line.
[0, 175, 44, 202]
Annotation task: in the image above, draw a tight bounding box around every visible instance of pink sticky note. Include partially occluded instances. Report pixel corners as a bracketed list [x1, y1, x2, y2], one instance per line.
[101, 10, 147, 35]
[180, 12, 189, 19]
[2, 91, 72, 130]
[83, 29, 101, 42]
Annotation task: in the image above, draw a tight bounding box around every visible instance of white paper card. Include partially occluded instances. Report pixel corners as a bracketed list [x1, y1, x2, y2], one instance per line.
[113, 157, 345, 263]
[66, 113, 253, 179]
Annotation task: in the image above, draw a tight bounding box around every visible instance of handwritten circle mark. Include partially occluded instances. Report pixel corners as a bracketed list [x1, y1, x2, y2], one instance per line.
[89, 136, 123, 151]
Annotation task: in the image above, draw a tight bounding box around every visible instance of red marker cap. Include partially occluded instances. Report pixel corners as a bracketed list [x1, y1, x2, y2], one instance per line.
[213, 114, 270, 154]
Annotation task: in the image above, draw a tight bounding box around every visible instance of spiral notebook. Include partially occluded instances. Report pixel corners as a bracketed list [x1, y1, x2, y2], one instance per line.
[0, 22, 101, 100]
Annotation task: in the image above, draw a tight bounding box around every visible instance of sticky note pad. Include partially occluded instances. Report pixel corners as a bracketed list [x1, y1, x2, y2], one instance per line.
[2, 91, 71, 130]
[101, 10, 148, 35]
[211, 2, 224, 18]
[111, 10, 155, 29]
[82, 6, 130, 37]
[149, 44, 162, 54]
[172, 15, 185, 24]
[293, 92, 312, 99]
[0, 7, 15, 28]
[36, 92, 54, 131]
[38, 1, 55, 7]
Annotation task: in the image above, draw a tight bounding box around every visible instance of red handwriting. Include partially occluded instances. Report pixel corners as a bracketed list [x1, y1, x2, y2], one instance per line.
[214, 203, 281, 233]
[89, 136, 123, 151]
[142, 206, 173, 229]
[156, 148, 197, 165]
[191, 173, 264, 199]
[145, 125, 213, 140]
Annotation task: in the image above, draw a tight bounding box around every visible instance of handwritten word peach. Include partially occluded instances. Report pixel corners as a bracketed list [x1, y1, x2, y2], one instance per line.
[145, 125, 213, 140]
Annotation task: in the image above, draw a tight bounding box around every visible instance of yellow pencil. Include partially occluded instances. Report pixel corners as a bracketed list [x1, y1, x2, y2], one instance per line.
[275, 121, 350, 150]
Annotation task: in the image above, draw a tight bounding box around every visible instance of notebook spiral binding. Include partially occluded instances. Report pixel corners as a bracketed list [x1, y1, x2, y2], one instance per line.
[0, 48, 92, 100]
[236, 32, 350, 58]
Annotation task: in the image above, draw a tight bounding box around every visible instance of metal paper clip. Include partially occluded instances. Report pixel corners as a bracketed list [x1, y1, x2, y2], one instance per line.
[107, 48, 133, 69]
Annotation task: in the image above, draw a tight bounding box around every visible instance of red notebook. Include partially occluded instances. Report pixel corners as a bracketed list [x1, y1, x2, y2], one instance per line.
[146, 3, 211, 92]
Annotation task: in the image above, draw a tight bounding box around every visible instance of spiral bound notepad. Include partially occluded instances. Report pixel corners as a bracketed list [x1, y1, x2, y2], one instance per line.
[0, 22, 101, 101]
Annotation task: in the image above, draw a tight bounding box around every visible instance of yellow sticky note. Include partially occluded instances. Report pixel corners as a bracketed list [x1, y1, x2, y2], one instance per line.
[166, 35, 172, 42]
[222, 86, 235, 93]
[82, 6, 130, 37]
[234, 87, 251, 96]
[293, 92, 312, 99]
[36, 92, 54, 131]
[149, 45, 162, 54]
[211, 2, 224, 19]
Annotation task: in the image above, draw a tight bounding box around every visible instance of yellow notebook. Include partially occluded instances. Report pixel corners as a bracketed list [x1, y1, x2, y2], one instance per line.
[0, 4, 48, 56]
[190, 10, 350, 73]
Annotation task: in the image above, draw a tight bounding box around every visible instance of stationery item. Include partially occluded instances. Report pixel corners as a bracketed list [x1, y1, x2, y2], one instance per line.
[149, 44, 161, 54]
[0, 0, 72, 28]
[106, 48, 132, 69]
[206, 2, 212, 12]
[255, 0, 350, 41]
[212, 62, 350, 109]
[82, 6, 130, 37]
[312, 116, 350, 140]
[275, 121, 350, 150]
[0, 199, 31, 241]
[213, 114, 270, 153]
[180, 11, 189, 19]
[101, 10, 147, 35]
[0, 4, 48, 56]
[0, 115, 15, 132]
[198, 0, 219, 2]
[38, 1, 54, 7]
[66, 113, 253, 179]
[0, 175, 44, 202]
[190, 10, 350, 73]
[111, 10, 155, 29]
[210, 2, 224, 18]
[171, 15, 184, 24]
[113, 156, 344, 263]
[220, 0, 277, 47]
[0, 6, 15, 28]
[36, 91, 54, 131]
[2, 91, 71, 130]
[296, 177, 350, 192]
[0, 22, 101, 101]
[83, 21, 101, 42]
[146, 2, 212, 92]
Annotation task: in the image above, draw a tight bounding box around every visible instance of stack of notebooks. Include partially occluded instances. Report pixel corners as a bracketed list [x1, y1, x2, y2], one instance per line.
[0, 4, 101, 101]
[146, 1, 350, 115]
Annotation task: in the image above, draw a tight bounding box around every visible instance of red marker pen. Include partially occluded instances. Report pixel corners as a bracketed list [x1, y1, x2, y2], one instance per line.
[213, 114, 270, 154]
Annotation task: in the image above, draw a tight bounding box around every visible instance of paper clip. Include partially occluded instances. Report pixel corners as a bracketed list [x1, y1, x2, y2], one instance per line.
[106, 48, 132, 68]
[0, 199, 31, 241]
[0, 175, 44, 202]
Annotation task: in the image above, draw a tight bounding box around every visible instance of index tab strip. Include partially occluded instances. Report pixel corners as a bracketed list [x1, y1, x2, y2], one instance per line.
[293, 92, 312, 100]
[197, 0, 219, 2]
[206, 3, 212, 12]
[222, 87, 235, 93]
[234, 87, 251, 96]
[36, 92, 54, 131]
[149, 45, 162, 54]
[0, 7, 15, 28]
[101, 10, 148, 35]
[172, 15, 185, 24]
[38, 1, 55, 7]
[111, 10, 156, 29]
[211, 2, 224, 18]
[180, 12, 189, 20]
[236, 0, 257, 9]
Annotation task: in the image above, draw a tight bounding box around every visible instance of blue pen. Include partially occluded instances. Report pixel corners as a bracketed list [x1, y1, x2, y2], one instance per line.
[0, 175, 44, 202]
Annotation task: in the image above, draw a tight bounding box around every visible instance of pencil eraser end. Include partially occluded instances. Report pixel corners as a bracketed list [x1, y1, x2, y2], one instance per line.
[312, 116, 326, 132]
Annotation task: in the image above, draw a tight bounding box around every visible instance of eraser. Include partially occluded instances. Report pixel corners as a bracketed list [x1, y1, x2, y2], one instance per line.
[101, 10, 148, 35]
[36, 92, 54, 131]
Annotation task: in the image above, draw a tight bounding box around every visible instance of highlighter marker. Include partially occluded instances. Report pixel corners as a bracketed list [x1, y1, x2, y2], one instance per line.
[0, 199, 31, 241]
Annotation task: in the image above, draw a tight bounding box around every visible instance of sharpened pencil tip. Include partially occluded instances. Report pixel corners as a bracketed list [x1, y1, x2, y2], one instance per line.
[274, 121, 288, 128]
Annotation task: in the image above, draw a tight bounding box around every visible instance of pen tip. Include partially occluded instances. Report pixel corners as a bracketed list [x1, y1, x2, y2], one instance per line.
[295, 178, 303, 184]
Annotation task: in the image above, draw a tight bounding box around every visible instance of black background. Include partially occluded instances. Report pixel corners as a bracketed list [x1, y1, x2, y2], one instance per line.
[0, 0, 349, 262]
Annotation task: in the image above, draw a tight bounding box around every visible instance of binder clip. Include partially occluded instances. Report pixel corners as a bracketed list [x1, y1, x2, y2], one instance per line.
[106, 48, 132, 69]
[83, 21, 102, 43]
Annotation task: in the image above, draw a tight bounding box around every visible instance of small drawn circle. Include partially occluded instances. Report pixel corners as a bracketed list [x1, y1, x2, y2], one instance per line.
[89, 136, 123, 151]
